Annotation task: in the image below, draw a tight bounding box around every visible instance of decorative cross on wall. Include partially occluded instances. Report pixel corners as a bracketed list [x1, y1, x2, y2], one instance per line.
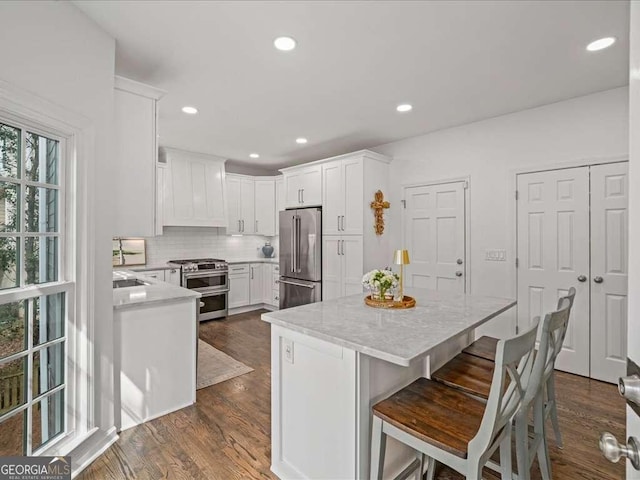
[370, 190, 390, 235]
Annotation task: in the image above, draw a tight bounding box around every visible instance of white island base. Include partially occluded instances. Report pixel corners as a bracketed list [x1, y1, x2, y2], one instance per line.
[263, 289, 516, 479]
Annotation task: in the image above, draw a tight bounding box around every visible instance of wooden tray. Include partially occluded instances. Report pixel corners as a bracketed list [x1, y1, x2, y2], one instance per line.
[364, 295, 416, 309]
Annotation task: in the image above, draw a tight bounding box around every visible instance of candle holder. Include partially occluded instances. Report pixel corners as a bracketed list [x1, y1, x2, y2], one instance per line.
[393, 249, 410, 301]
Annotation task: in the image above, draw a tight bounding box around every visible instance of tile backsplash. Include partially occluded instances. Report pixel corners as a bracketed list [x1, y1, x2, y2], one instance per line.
[142, 227, 278, 266]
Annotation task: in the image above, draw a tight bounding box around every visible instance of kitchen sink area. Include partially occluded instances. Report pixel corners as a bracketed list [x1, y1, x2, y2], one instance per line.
[113, 278, 150, 288]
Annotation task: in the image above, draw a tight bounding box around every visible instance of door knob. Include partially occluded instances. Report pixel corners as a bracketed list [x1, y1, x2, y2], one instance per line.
[456, 258, 463, 265]
[455, 271, 463, 277]
[599, 432, 640, 469]
[619, 375, 640, 405]
[199, 302, 205, 308]
[594, 276, 604, 284]
[577, 275, 587, 282]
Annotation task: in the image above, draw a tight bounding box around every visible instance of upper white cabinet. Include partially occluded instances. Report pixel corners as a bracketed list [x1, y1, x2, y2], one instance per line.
[162, 147, 227, 227]
[254, 179, 276, 236]
[322, 157, 363, 235]
[283, 164, 322, 208]
[113, 76, 165, 237]
[227, 174, 256, 234]
[322, 235, 364, 301]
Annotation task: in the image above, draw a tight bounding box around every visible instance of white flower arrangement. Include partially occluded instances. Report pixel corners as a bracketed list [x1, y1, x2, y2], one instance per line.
[362, 268, 399, 297]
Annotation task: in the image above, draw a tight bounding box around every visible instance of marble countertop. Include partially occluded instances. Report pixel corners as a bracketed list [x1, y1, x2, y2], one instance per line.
[113, 270, 201, 310]
[261, 288, 515, 366]
[226, 258, 279, 265]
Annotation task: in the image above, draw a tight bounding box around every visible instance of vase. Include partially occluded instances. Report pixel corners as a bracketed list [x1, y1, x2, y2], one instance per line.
[261, 242, 274, 258]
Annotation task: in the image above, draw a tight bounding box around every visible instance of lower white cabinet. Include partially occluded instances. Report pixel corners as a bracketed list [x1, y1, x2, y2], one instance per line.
[229, 264, 250, 308]
[323, 236, 363, 301]
[166, 268, 181, 286]
[250, 263, 264, 304]
[138, 269, 165, 281]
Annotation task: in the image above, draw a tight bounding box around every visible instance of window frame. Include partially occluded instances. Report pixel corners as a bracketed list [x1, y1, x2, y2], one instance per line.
[0, 79, 97, 457]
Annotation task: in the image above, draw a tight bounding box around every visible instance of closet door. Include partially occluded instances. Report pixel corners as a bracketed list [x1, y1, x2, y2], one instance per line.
[516, 167, 590, 376]
[590, 162, 629, 383]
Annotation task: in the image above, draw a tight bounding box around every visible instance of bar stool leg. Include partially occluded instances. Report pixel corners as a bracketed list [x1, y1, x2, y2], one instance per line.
[499, 426, 513, 480]
[534, 394, 552, 480]
[370, 416, 386, 480]
[515, 412, 531, 480]
[546, 375, 563, 449]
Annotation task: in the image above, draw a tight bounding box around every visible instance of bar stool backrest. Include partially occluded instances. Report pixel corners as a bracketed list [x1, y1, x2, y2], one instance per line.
[468, 322, 538, 460]
[523, 297, 572, 406]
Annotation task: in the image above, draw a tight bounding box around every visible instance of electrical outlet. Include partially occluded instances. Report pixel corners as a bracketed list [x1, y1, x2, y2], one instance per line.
[485, 249, 507, 262]
[283, 338, 294, 364]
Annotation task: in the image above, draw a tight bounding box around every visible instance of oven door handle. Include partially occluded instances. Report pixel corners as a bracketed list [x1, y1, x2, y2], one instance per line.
[278, 279, 317, 289]
[198, 288, 230, 295]
[184, 271, 228, 280]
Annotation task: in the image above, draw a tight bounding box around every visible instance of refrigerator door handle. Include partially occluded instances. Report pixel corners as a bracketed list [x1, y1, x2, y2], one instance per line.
[290, 215, 296, 273]
[295, 215, 301, 272]
[279, 278, 317, 289]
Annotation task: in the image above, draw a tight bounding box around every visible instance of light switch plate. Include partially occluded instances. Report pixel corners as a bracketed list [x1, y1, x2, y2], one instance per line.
[485, 249, 507, 262]
[284, 338, 294, 364]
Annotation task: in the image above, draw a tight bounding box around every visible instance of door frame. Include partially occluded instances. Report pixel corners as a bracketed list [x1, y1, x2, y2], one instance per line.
[510, 155, 629, 334]
[401, 176, 472, 293]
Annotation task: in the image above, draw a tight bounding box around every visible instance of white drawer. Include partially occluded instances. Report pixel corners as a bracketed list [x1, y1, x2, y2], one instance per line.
[229, 264, 250, 275]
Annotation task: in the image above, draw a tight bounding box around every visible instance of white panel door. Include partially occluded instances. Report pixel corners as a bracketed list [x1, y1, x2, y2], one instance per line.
[322, 161, 342, 235]
[249, 263, 264, 305]
[590, 162, 629, 383]
[342, 236, 364, 296]
[342, 158, 363, 235]
[300, 165, 322, 206]
[403, 182, 466, 292]
[628, 6, 640, 470]
[516, 167, 590, 376]
[284, 171, 303, 208]
[322, 236, 342, 301]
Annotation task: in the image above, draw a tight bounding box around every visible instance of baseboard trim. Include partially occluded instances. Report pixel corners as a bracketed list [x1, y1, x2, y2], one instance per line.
[71, 426, 119, 479]
[229, 303, 278, 316]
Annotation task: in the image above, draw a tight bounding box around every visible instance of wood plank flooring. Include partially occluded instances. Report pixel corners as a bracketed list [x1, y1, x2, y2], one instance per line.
[78, 310, 626, 480]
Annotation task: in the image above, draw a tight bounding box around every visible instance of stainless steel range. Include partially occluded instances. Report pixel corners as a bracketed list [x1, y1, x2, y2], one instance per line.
[167, 258, 229, 321]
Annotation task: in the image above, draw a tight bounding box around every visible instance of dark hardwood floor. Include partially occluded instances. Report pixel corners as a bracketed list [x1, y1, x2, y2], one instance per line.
[79, 310, 625, 480]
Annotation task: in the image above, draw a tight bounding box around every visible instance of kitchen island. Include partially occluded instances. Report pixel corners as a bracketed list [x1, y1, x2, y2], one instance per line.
[261, 288, 515, 480]
[113, 270, 201, 431]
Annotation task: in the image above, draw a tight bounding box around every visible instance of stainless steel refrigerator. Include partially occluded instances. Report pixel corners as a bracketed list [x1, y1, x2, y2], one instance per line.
[279, 207, 322, 309]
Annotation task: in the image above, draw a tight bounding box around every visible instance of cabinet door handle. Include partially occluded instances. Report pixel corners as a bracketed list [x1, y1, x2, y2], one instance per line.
[255, 220, 258, 232]
[238, 220, 241, 232]
[242, 220, 245, 232]
[341, 215, 345, 231]
[251, 267, 254, 280]
[298, 189, 301, 204]
[341, 240, 344, 256]
[337, 240, 340, 256]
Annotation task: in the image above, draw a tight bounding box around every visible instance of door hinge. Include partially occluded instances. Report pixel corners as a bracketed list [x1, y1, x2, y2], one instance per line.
[515, 258, 519, 268]
[515, 190, 519, 200]
[401, 199, 406, 209]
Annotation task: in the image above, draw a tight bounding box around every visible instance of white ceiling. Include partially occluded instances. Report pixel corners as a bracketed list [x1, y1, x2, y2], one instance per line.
[75, 0, 629, 169]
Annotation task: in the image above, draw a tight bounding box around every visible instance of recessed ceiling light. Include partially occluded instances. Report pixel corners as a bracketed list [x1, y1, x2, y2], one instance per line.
[396, 104, 413, 113]
[296, 137, 308, 144]
[586, 37, 616, 52]
[249, 153, 260, 159]
[181, 106, 198, 114]
[274, 36, 297, 51]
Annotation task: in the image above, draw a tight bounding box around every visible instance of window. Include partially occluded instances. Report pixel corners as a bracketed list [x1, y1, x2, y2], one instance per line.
[0, 119, 71, 455]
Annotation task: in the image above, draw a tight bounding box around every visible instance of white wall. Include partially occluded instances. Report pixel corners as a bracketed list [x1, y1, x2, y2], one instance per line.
[144, 228, 277, 265]
[373, 87, 629, 336]
[0, 0, 116, 467]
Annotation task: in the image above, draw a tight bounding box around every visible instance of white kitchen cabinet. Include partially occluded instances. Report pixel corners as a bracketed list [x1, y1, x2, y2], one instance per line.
[275, 176, 284, 233]
[138, 269, 166, 281]
[162, 147, 227, 227]
[227, 174, 257, 235]
[322, 157, 364, 235]
[113, 76, 165, 237]
[322, 235, 363, 301]
[254, 179, 276, 236]
[250, 263, 264, 304]
[229, 265, 250, 308]
[166, 267, 181, 286]
[283, 164, 322, 208]
[263, 264, 273, 305]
